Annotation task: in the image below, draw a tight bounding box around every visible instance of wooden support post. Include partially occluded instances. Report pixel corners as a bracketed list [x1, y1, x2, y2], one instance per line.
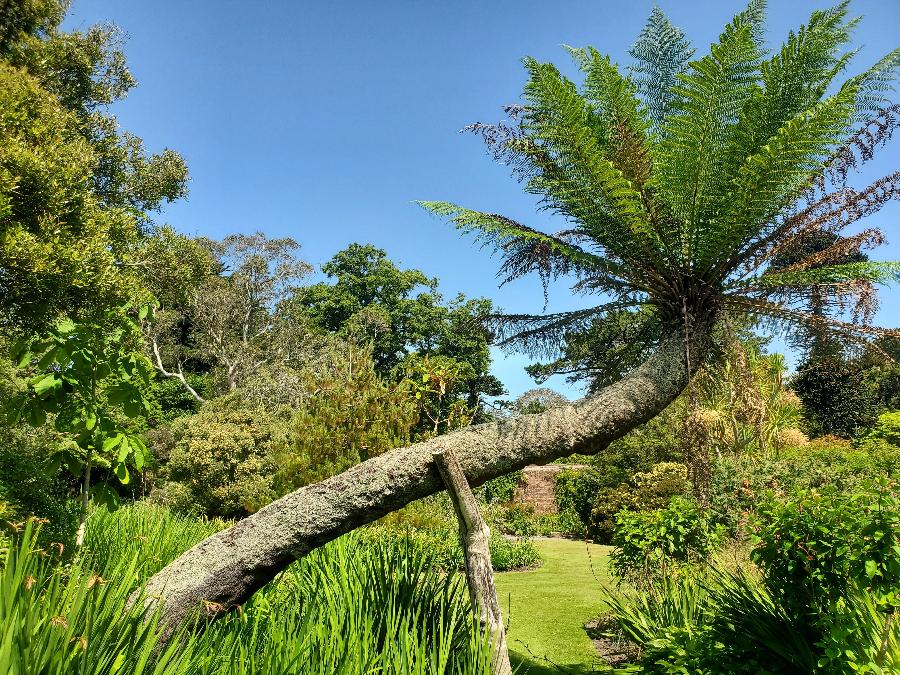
[433, 448, 513, 675]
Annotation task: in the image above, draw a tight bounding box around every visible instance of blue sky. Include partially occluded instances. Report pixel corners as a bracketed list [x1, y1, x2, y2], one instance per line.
[62, 0, 899, 400]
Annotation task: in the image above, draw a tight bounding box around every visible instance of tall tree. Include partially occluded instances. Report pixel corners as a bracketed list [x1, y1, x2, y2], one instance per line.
[148, 233, 313, 400]
[295, 243, 503, 417]
[0, 0, 189, 331]
[141, 2, 900, 632]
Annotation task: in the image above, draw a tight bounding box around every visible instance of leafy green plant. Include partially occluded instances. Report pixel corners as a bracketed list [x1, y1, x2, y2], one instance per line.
[1, 506, 497, 675]
[7, 309, 155, 544]
[482, 470, 522, 504]
[751, 480, 900, 669]
[590, 462, 692, 543]
[154, 398, 287, 518]
[610, 496, 724, 585]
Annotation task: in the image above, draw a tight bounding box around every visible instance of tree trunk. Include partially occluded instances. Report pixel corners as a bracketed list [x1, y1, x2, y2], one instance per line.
[433, 448, 512, 675]
[75, 449, 91, 548]
[137, 327, 709, 633]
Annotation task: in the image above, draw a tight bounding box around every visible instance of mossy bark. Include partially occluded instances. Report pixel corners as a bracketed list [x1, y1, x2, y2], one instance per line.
[139, 328, 709, 633]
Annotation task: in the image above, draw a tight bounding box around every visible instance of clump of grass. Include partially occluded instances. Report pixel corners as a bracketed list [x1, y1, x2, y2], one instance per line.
[1, 504, 496, 674]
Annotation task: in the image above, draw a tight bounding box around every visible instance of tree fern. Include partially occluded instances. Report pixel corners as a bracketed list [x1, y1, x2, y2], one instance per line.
[422, 0, 900, 385]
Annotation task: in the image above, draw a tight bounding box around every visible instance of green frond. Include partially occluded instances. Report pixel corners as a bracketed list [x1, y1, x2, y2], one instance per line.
[580, 47, 652, 186]
[722, 2, 858, 184]
[628, 7, 694, 134]
[416, 201, 635, 289]
[518, 58, 661, 261]
[578, 48, 647, 135]
[653, 1, 766, 256]
[754, 261, 900, 289]
[846, 47, 900, 121]
[704, 86, 857, 274]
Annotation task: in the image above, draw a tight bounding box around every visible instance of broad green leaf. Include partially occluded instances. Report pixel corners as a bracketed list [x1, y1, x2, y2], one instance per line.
[116, 437, 132, 464]
[31, 373, 58, 397]
[114, 461, 130, 484]
[102, 433, 124, 453]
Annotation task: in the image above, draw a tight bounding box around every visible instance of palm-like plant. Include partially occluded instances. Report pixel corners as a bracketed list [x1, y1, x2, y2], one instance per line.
[422, 0, 900, 379]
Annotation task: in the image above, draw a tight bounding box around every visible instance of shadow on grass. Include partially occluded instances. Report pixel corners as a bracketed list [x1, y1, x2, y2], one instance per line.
[509, 650, 607, 675]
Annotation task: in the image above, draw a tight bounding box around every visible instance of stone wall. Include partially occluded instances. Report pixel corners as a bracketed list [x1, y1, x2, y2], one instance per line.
[512, 464, 587, 514]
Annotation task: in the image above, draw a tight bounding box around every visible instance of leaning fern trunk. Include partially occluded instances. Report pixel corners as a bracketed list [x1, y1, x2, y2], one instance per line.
[137, 326, 710, 634]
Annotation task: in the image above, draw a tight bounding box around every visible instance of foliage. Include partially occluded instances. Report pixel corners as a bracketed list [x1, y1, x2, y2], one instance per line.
[609, 496, 724, 586]
[603, 569, 826, 674]
[792, 354, 880, 438]
[607, 483, 900, 673]
[405, 354, 476, 437]
[860, 410, 900, 448]
[154, 399, 288, 518]
[691, 338, 805, 458]
[294, 244, 503, 417]
[6, 6, 188, 219]
[489, 503, 583, 539]
[0, 351, 78, 548]
[589, 462, 692, 543]
[708, 437, 900, 532]
[0, 506, 496, 675]
[274, 341, 418, 490]
[751, 482, 900, 624]
[554, 467, 603, 522]
[0, 0, 63, 55]
[6, 309, 154, 549]
[0, 61, 143, 329]
[482, 470, 522, 504]
[148, 232, 313, 400]
[0, 426, 78, 549]
[0, 3, 189, 330]
[423, 1, 900, 389]
[375, 495, 541, 572]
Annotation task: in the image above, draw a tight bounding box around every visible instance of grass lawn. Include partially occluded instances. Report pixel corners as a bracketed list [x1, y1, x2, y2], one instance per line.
[495, 538, 614, 674]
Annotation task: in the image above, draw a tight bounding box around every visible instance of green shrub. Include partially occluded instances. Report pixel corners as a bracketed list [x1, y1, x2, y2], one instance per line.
[589, 462, 691, 543]
[603, 485, 900, 673]
[274, 342, 418, 490]
[609, 496, 724, 586]
[489, 502, 583, 538]
[709, 438, 900, 534]
[0, 425, 79, 550]
[152, 399, 288, 518]
[792, 357, 880, 439]
[751, 483, 900, 642]
[481, 470, 522, 504]
[555, 467, 605, 523]
[374, 494, 541, 571]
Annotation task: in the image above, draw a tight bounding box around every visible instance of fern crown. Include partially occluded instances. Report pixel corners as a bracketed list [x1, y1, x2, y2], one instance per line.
[421, 0, 900, 360]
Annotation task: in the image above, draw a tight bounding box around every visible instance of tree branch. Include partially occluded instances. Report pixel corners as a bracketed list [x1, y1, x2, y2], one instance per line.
[433, 448, 512, 675]
[150, 337, 206, 403]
